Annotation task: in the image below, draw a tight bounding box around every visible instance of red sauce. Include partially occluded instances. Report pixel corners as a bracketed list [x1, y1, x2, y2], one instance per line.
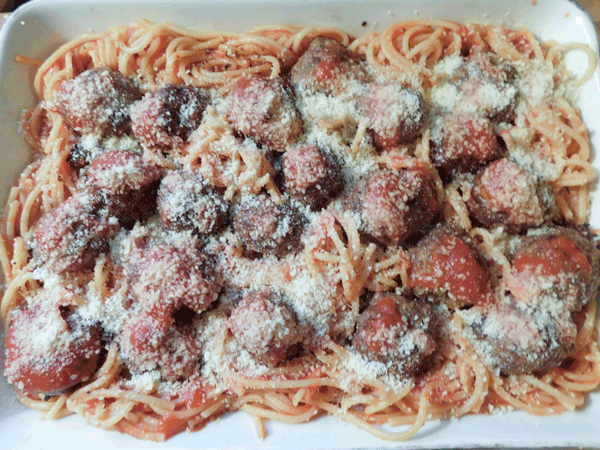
[409, 234, 489, 306]
[385, 153, 433, 173]
[5, 308, 102, 394]
[512, 235, 591, 278]
[360, 296, 406, 354]
[179, 380, 211, 409]
[457, 25, 484, 54]
[123, 312, 172, 355]
[416, 366, 462, 403]
[155, 413, 189, 439]
[372, 295, 402, 319]
[314, 59, 340, 84]
[508, 30, 535, 59]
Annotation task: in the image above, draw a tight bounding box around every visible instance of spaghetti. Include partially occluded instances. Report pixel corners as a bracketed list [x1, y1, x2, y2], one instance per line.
[1, 19, 600, 443]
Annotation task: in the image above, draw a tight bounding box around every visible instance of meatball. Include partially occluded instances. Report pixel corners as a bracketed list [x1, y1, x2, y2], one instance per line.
[407, 227, 490, 309]
[226, 76, 303, 152]
[432, 53, 518, 123]
[282, 144, 343, 209]
[505, 229, 600, 312]
[460, 299, 575, 375]
[34, 192, 119, 273]
[463, 52, 518, 123]
[87, 150, 161, 196]
[353, 294, 437, 377]
[229, 289, 301, 366]
[344, 168, 440, 246]
[468, 158, 558, 232]
[132, 85, 209, 150]
[86, 150, 161, 224]
[119, 313, 199, 381]
[158, 170, 229, 235]
[66, 139, 103, 171]
[290, 37, 367, 94]
[5, 301, 102, 394]
[430, 113, 501, 175]
[233, 194, 305, 257]
[55, 67, 142, 136]
[462, 228, 599, 375]
[129, 238, 221, 319]
[359, 83, 426, 148]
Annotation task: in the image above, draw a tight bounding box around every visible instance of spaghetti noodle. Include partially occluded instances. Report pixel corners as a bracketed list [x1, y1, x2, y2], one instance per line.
[1, 19, 600, 443]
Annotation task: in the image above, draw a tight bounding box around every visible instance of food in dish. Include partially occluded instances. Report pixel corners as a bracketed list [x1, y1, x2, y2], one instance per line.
[1, 19, 599, 441]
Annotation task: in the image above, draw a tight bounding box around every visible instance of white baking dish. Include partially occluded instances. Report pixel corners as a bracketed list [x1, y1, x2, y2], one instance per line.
[0, 0, 599, 448]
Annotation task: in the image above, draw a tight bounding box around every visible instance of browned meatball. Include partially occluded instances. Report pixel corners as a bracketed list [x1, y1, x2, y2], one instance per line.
[460, 299, 576, 375]
[66, 139, 102, 171]
[407, 226, 491, 309]
[87, 150, 161, 196]
[129, 238, 221, 319]
[5, 299, 102, 394]
[462, 227, 599, 375]
[233, 194, 305, 257]
[86, 150, 162, 224]
[444, 53, 518, 123]
[430, 113, 501, 175]
[468, 158, 558, 233]
[282, 144, 343, 209]
[359, 83, 426, 148]
[158, 170, 229, 235]
[229, 289, 301, 366]
[131, 85, 209, 150]
[119, 313, 199, 381]
[290, 37, 367, 94]
[505, 228, 600, 313]
[34, 192, 119, 273]
[344, 168, 440, 246]
[55, 67, 142, 136]
[226, 76, 303, 152]
[122, 236, 216, 380]
[353, 294, 437, 377]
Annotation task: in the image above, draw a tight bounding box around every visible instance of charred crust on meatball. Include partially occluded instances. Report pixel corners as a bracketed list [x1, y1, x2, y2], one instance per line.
[290, 37, 368, 94]
[132, 85, 210, 151]
[157, 170, 230, 236]
[429, 113, 503, 178]
[229, 289, 302, 367]
[461, 300, 575, 375]
[344, 168, 440, 246]
[282, 144, 344, 209]
[353, 293, 438, 377]
[467, 158, 559, 233]
[33, 191, 120, 273]
[233, 194, 306, 257]
[359, 83, 427, 149]
[226, 76, 303, 152]
[407, 225, 491, 309]
[85, 150, 162, 226]
[55, 67, 142, 137]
